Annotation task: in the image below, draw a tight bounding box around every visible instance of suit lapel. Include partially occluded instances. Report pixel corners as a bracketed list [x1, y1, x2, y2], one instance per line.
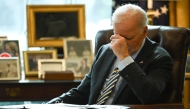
[96, 50, 116, 85]
[90, 49, 116, 104]
[112, 37, 153, 104]
[134, 37, 153, 67]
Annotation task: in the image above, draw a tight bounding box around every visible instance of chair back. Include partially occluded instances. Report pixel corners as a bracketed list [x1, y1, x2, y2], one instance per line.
[94, 25, 190, 103]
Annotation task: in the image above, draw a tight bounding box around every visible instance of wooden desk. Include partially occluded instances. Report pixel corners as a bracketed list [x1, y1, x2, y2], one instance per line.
[128, 103, 189, 109]
[0, 73, 190, 104]
[0, 77, 81, 101]
[0, 103, 189, 109]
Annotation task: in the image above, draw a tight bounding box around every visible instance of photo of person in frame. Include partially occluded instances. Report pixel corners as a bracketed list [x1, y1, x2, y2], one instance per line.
[28, 54, 52, 71]
[4, 62, 17, 77]
[186, 56, 190, 72]
[65, 40, 92, 58]
[74, 58, 90, 76]
[82, 45, 91, 57]
[28, 55, 38, 71]
[0, 40, 20, 57]
[65, 58, 92, 77]
[68, 46, 78, 58]
[0, 61, 18, 78]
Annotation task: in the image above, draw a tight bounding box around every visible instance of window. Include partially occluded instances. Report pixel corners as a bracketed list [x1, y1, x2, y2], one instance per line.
[0, 0, 112, 71]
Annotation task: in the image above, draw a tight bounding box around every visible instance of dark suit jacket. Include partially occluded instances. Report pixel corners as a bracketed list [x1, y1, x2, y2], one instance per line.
[48, 37, 173, 105]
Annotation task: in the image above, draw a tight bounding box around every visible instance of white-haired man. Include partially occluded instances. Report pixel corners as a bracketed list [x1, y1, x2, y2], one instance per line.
[47, 4, 173, 105]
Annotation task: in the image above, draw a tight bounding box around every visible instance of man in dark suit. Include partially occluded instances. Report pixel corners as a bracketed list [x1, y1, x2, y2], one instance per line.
[47, 4, 173, 105]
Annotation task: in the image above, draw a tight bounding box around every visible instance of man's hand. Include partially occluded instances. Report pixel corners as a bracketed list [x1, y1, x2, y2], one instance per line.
[110, 34, 130, 61]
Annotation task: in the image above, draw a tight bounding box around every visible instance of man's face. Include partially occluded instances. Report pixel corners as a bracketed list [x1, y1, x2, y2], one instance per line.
[113, 19, 147, 55]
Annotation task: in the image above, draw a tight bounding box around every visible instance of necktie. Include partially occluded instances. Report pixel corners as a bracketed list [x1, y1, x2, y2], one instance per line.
[96, 67, 120, 105]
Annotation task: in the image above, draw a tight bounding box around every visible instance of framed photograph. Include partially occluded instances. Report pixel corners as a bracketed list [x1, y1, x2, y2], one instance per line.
[23, 50, 57, 76]
[38, 59, 66, 79]
[0, 40, 20, 57]
[0, 57, 20, 80]
[64, 39, 93, 58]
[65, 57, 92, 78]
[186, 53, 190, 74]
[27, 5, 86, 47]
[0, 36, 8, 40]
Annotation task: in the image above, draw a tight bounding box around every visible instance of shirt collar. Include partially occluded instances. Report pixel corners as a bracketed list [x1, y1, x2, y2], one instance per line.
[131, 38, 146, 59]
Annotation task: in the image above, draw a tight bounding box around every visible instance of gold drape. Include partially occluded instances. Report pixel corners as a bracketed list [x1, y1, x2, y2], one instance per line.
[170, 0, 190, 28]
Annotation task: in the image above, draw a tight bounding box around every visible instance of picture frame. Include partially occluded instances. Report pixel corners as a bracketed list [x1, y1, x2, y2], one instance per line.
[0, 57, 21, 80]
[23, 50, 57, 76]
[64, 39, 93, 58]
[0, 40, 20, 57]
[0, 36, 8, 40]
[27, 5, 86, 47]
[186, 54, 190, 77]
[65, 57, 92, 78]
[38, 59, 66, 79]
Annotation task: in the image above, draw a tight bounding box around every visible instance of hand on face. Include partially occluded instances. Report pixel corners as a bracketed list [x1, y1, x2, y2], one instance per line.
[110, 34, 130, 61]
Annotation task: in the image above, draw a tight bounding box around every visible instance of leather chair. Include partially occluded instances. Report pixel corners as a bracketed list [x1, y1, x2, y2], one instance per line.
[94, 25, 190, 103]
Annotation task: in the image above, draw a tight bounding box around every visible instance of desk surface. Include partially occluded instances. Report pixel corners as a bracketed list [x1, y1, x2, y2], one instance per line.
[129, 103, 187, 109]
[0, 103, 189, 109]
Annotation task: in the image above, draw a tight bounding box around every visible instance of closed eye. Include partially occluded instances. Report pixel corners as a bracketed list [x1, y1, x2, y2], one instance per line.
[123, 36, 133, 40]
